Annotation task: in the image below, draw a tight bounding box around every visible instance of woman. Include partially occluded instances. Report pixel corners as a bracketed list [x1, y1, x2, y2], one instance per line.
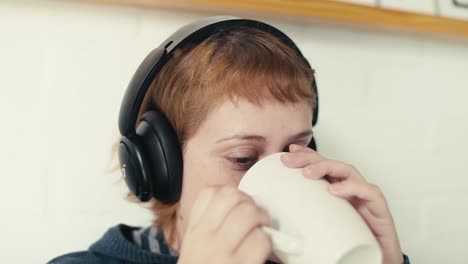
[49, 17, 409, 264]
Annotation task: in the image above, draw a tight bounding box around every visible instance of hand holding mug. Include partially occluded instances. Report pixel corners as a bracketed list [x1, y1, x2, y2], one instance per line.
[281, 144, 404, 264]
[178, 186, 273, 264]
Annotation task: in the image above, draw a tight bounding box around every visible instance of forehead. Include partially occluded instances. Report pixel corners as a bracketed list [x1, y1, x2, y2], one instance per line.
[194, 99, 312, 141]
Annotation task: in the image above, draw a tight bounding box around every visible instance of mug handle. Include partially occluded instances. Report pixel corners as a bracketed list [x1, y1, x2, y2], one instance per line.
[261, 226, 304, 255]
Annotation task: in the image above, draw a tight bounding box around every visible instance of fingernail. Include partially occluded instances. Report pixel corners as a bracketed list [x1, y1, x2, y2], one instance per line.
[289, 144, 301, 151]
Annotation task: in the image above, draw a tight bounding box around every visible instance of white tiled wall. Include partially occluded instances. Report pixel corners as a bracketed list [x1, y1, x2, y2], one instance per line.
[439, 0, 468, 19]
[380, 0, 435, 15]
[336, 0, 468, 19]
[1, 1, 468, 263]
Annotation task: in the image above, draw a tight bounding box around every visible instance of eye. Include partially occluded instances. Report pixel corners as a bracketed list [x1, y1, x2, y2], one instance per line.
[227, 156, 258, 171]
[235, 157, 253, 164]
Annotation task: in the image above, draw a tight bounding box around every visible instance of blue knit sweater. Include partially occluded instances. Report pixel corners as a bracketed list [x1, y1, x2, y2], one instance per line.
[47, 224, 281, 264]
[48, 224, 410, 264]
[48, 224, 178, 264]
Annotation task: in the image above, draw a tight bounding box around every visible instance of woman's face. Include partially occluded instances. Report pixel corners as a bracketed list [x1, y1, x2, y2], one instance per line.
[177, 98, 313, 226]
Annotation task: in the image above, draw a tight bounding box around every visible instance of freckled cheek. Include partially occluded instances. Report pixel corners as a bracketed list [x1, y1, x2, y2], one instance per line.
[182, 159, 234, 186]
[205, 163, 240, 187]
[236, 172, 248, 185]
[181, 158, 244, 210]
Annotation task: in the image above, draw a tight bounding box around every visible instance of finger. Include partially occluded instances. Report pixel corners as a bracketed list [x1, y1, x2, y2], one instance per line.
[235, 228, 272, 264]
[328, 181, 390, 219]
[281, 150, 323, 169]
[302, 159, 365, 182]
[288, 144, 314, 153]
[218, 200, 271, 253]
[197, 186, 253, 233]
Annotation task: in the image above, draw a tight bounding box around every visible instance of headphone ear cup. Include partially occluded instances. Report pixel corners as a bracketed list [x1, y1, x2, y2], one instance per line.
[119, 136, 152, 202]
[308, 136, 317, 151]
[137, 111, 183, 204]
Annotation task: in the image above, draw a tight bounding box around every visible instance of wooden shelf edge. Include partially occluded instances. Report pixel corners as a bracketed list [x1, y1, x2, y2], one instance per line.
[72, 0, 468, 38]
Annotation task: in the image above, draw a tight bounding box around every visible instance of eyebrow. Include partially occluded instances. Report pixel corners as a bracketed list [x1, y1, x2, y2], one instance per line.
[215, 130, 313, 144]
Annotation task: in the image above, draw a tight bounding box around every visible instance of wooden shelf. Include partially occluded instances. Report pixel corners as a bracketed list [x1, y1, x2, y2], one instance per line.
[74, 0, 468, 38]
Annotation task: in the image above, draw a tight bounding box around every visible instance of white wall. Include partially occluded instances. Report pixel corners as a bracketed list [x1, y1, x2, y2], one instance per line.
[1, 1, 467, 263]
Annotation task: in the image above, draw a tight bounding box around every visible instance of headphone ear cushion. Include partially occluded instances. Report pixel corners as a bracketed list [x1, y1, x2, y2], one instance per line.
[137, 111, 183, 204]
[119, 136, 152, 202]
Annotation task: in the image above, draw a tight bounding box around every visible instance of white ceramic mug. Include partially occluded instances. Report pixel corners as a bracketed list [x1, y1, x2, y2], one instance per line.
[238, 153, 382, 264]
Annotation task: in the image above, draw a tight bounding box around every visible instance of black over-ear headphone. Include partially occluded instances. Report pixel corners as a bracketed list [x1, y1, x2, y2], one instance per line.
[118, 16, 319, 204]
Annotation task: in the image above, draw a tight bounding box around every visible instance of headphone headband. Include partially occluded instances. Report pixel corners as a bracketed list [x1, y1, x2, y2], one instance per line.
[118, 16, 318, 137]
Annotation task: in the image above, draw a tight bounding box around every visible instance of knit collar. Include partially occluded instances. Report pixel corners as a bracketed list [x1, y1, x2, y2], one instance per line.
[90, 224, 279, 264]
[90, 224, 178, 263]
[131, 224, 178, 256]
